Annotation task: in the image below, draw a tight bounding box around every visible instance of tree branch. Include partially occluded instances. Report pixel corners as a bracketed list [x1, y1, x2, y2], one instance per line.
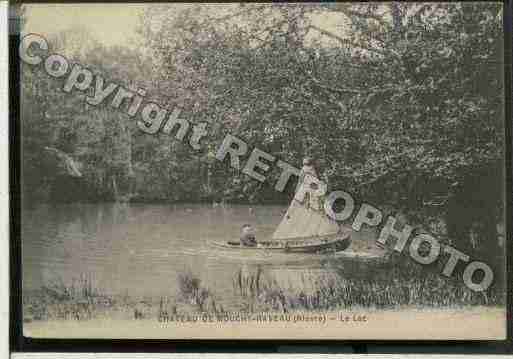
[308, 25, 397, 58]
[206, 5, 268, 24]
[304, 70, 362, 95]
[335, 7, 389, 28]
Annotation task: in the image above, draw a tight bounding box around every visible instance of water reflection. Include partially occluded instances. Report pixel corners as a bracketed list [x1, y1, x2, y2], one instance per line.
[23, 203, 326, 300]
[25, 203, 391, 310]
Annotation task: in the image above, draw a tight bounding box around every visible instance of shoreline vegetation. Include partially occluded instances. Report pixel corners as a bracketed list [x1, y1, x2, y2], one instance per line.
[19, 3, 505, 265]
[23, 256, 505, 324]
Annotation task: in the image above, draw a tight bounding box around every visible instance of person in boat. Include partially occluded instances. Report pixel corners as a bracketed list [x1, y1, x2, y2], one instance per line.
[240, 223, 257, 246]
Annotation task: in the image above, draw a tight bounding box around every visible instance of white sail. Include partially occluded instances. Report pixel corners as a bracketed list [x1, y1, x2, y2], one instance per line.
[272, 166, 339, 240]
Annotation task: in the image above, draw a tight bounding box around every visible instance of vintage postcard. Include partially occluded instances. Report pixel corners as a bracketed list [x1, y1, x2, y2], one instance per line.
[16, 2, 506, 340]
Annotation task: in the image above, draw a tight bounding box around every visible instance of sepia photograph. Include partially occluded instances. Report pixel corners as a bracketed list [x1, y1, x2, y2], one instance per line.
[14, 2, 507, 340]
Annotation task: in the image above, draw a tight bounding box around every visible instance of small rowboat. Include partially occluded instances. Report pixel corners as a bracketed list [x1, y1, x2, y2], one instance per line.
[212, 231, 351, 253]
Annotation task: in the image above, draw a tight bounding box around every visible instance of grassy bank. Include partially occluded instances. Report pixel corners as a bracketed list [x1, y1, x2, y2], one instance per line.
[23, 256, 505, 324]
[233, 256, 504, 313]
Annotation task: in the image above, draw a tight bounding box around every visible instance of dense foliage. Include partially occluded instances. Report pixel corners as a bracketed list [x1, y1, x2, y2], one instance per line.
[20, 4, 505, 253]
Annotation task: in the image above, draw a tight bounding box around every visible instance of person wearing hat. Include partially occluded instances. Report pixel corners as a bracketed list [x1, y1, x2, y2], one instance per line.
[240, 223, 257, 247]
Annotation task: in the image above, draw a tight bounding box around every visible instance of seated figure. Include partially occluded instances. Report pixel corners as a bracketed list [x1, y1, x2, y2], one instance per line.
[240, 224, 257, 246]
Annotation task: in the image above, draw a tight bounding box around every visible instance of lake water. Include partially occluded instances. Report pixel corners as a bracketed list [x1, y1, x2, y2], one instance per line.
[22, 203, 367, 305]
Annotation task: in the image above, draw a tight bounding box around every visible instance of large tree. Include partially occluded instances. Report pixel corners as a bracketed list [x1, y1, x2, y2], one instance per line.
[138, 3, 504, 248]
